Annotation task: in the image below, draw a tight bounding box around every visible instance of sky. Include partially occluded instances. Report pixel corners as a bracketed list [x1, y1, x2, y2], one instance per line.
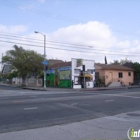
[0, 0, 140, 68]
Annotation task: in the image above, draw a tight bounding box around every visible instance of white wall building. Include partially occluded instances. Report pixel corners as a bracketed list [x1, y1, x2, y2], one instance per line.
[71, 58, 95, 89]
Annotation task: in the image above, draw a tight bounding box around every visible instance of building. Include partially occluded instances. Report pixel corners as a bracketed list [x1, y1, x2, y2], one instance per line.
[48, 59, 64, 66]
[1, 64, 12, 74]
[95, 63, 134, 87]
[46, 58, 95, 89]
[123, 62, 140, 85]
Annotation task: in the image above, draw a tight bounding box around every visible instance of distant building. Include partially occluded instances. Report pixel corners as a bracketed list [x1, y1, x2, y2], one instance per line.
[48, 59, 64, 66]
[46, 58, 95, 89]
[1, 64, 12, 74]
[95, 63, 134, 86]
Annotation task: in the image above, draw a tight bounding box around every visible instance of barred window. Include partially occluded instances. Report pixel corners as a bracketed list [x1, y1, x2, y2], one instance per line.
[118, 72, 123, 78]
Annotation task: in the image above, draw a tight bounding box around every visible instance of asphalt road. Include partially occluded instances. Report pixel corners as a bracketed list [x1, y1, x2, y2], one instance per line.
[0, 85, 140, 133]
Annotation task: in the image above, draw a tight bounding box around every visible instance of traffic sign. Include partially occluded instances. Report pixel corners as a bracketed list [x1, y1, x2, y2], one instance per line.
[42, 61, 48, 65]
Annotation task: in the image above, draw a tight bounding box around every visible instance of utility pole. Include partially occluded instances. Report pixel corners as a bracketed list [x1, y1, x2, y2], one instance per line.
[34, 31, 46, 88]
[1, 53, 3, 72]
[82, 65, 86, 88]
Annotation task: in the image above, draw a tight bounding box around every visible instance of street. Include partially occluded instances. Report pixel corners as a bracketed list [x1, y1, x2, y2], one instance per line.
[0, 85, 140, 135]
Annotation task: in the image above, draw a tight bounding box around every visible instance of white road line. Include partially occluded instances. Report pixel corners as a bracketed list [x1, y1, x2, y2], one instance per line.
[71, 103, 77, 106]
[106, 94, 140, 99]
[132, 97, 140, 99]
[116, 95, 140, 98]
[24, 107, 38, 110]
[30, 96, 37, 97]
[105, 100, 114, 102]
[13, 100, 24, 103]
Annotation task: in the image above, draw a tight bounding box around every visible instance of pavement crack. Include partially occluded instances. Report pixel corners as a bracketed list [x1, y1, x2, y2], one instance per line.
[58, 126, 80, 138]
[81, 120, 127, 131]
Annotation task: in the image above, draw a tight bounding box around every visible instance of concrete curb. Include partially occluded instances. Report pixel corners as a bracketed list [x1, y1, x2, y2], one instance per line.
[22, 87, 48, 91]
[22, 86, 140, 92]
[0, 84, 21, 88]
[1, 83, 140, 92]
[127, 86, 140, 89]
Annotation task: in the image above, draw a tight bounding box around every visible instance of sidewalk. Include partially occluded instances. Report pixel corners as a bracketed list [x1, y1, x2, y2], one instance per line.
[0, 110, 140, 140]
[1, 83, 140, 92]
[22, 85, 140, 92]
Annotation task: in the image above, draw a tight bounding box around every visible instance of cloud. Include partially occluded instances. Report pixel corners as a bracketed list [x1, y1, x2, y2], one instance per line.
[0, 24, 27, 34]
[1, 21, 140, 66]
[38, 0, 45, 3]
[116, 40, 131, 49]
[27, 21, 140, 63]
[45, 21, 140, 63]
[51, 21, 117, 48]
[0, 24, 28, 68]
[46, 21, 117, 62]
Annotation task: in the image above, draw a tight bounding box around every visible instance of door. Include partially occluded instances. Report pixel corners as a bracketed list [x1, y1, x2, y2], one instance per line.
[109, 72, 113, 82]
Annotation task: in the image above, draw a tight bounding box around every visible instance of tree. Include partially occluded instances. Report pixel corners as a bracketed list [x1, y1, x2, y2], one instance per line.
[120, 58, 132, 65]
[131, 62, 140, 77]
[111, 60, 120, 65]
[105, 56, 107, 64]
[2, 45, 44, 86]
[111, 58, 132, 65]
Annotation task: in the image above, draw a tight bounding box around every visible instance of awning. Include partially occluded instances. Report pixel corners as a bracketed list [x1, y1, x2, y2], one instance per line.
[80, 73, 92, 77]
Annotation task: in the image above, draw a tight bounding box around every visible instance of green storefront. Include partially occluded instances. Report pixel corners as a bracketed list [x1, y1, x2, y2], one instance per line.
[46, 66, 72, 88]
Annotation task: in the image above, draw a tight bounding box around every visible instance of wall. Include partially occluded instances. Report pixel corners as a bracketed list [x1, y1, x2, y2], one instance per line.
[46, 67, 71, 88]
[12, 77, 43, 87]
[95, 69, 105, 77]
[71, 58, 95, 89]
[46, 59, 95, 89]
[46, 73, 55, 86]
[59, 80, 71, 88]
[12, 77, 22, 85]
[104, 70, 134, 86]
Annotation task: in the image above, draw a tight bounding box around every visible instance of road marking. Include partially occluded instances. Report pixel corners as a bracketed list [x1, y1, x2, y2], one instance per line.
[115, 95, 140, 98]
[24, 107, 38, 110]
[132, 97, 140, 99]
[71, 103, 77, 106]
[13, 100, 24, 103]
[105, 100, 114, 102]
[106, 94, 140, 99]
[30, 95, 37, 97]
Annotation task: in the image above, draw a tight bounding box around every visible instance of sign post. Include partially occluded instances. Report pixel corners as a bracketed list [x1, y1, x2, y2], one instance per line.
[42, 60, 48, 88]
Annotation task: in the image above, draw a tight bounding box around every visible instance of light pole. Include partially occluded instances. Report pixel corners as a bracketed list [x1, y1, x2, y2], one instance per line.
[1, 53, 3, 72]
[34, 31, 46, 88]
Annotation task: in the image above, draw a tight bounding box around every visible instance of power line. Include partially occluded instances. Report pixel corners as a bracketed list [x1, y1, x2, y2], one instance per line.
[0, 32, 96, 48]
[0, 35, 121, 53]
[0, 40, 139, 57]
[0, 36, 137, 55]
[1, 32, 112, 51]
[0, 0, 82, 23]
[1, 1, 140, 38]
[0, 32, 139, 54]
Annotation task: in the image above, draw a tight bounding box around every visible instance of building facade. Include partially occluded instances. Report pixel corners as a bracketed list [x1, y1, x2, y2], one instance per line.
[46, 58, 95, 89]
[95, 63, 134, 86]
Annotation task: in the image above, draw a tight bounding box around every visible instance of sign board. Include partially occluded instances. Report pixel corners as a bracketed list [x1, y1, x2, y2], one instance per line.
[59, 70, 71, 80]
[42, 61, 48, 65]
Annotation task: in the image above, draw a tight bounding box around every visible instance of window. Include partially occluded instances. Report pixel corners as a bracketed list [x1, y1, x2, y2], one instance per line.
[118, 72, 123, 78]
[59, 70, 71, 80]
[74, 69, 81, 74]
[74, 76, 81, 85]
[128, 72, 131, 76]
[95, 72, 99, 79]
[87, 69, 95, 74]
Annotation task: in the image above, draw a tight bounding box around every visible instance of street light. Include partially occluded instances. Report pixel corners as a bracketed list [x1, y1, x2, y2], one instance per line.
[34, 31, 46, 88]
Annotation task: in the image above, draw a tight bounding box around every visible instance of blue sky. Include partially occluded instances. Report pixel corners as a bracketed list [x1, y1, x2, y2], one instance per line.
[0, 0, 140, 63]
